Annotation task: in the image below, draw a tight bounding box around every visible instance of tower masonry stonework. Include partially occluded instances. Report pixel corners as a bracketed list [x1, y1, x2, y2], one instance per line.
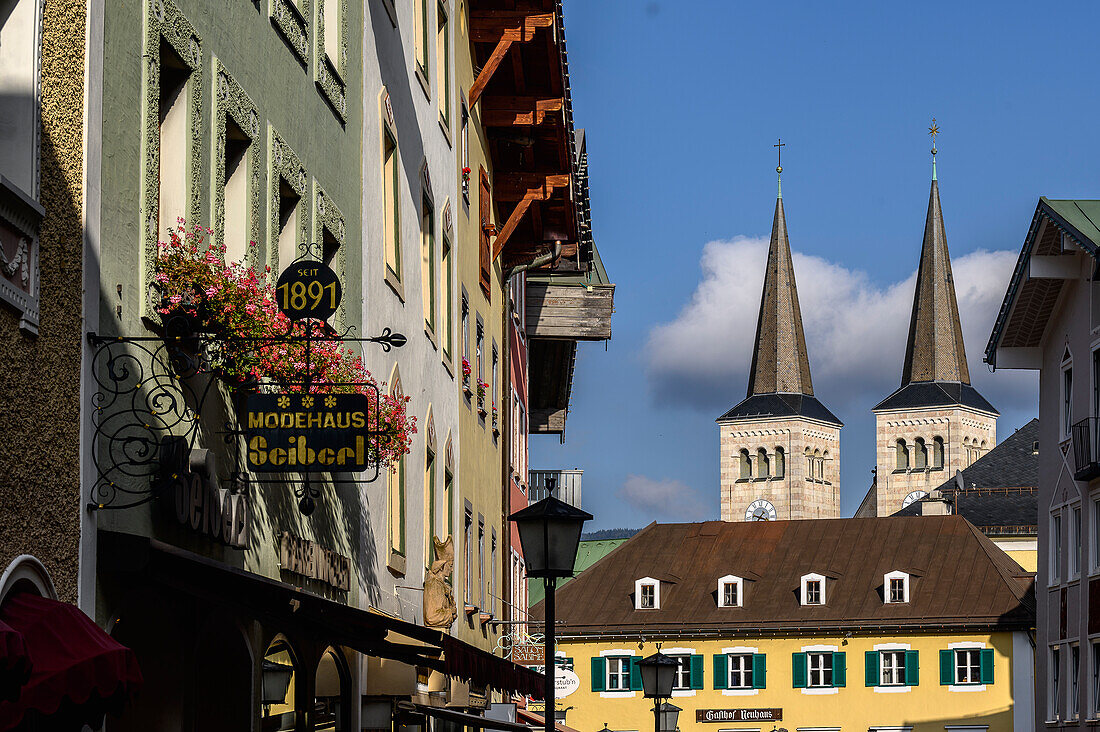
[717, 178, 843, 522]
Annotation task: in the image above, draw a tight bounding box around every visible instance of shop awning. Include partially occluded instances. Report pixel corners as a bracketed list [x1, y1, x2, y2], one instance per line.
[99, 531, 544, 698]
[0, 619, 30, 703]
[398, 701, 533, 731]
[0, 593, 143, 730]
[516, 708, 582, 732]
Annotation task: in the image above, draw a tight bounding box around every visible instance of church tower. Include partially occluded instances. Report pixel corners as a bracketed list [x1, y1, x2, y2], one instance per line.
[718, 155, 843, 522]
[861, 127, 998, 516]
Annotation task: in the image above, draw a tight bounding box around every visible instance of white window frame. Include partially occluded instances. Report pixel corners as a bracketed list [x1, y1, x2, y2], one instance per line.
[1051, 644, 1062, 722]
[1089, 637, 1100, 720]
[880, 649, 907, 686]
[873, 642, 913, 694]
[717, 574, 744, 608]
[635, 577, 660, 610]
[807, 652, 833, 688]
[661, 646, 698, 698]
[884, 570, 910, 604]
[1071, 642, 1081, 720]
[801, 573, 826, 606]
[1091, 495, 1100, 575]
[954, 648, 982, 685]
[1063, 353, 1074, 441]
[720, 645, 760, 697]
[606, 656, 630, 692]
[947, 641, 988, 693]
[1051, 511, 1063, 586]
[727, 652, 754, 690]
[671, 654, 692, 691]
[598, 648, 637, 699]
[1072, 503, 1082, 580]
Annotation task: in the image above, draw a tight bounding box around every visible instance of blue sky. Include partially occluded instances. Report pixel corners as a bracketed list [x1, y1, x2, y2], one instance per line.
[531, 1, 1100, 530]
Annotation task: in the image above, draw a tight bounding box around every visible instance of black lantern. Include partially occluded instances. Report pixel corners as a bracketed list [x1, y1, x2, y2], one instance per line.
[638, 652, 678, 699]
[509, 496, 592, 578]
[655, 702, 681, 732]
[261, 660, 294, 707]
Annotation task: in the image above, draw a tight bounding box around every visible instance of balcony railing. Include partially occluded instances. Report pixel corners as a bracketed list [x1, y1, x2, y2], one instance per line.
[1072, 417, 1100, 481]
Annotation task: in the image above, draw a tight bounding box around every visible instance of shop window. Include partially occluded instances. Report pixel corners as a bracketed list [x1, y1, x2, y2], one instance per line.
[262, 639, 300, 730]
[314, 647, 349, 731]
[158, 40, 191, 241]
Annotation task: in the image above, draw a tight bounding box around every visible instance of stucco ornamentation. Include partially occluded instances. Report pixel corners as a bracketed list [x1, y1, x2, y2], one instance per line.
[312, 182, 346, 325]
[271, 0, 310, 65]
[268, 129, 308, 268]
[140, 0, 203, 316]
[0, 195, 41, 334]
[313, 0, 348, 121]
[211, 59, 262, 268]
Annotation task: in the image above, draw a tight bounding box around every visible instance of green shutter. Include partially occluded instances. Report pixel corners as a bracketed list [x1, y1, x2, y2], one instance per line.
[980, 649, 994, 684]
[713, 654, 727, 690]
[792, 652, 807, 688]
[832, 652, 846, 687]
[591, 657, 606, 692]
[865, 651, 880, 687]
[752, 653, 767, 689]
[690, 654, 704, 690]
[629, 656, 642, 691]
[939, 649, 953, 685]
[905, 650, 919, 686]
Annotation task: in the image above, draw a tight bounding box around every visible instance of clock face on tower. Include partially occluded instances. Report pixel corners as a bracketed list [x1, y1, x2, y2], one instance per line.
[902, 490, 928, 508]
[745, 499, 777, 522]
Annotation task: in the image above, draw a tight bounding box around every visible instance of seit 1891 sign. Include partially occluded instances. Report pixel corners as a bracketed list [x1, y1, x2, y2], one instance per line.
[245, 392, 373, 472]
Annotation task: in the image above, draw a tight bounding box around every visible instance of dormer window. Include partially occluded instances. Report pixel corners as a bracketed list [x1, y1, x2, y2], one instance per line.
[801, 573, 826, 606]
[635, 577, 660, 610]
[717, 574, 744, 608]
[884, 571, 910, 604]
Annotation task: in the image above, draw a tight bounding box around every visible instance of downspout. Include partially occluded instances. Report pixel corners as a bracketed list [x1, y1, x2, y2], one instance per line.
[503, 240, 562, 281]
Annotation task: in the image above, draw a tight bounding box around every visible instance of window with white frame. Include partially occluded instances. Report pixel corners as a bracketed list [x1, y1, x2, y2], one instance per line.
[801, 573, 826, 605]
[880, 650, 906, 686]
[884, 571, 909, 604]
[718, 575, 743, 608]
[955, 649, 982, 685]
[606, 657, 631, 691]
[1071, 643, 1081, 719]
[1052, 511, 1063, 584]
[1052, 646, 1062, 721]
[1091, 640, 1100, 718]
[1064, 354, 1074, 439]
[1093, 497, 1100, 573]
[808, 652, 833, 687]
[635, 577, 659, 610]
[1073, 505, 1082, 579]
[672, 655, 691, 691]
[728, 654, 754, 689]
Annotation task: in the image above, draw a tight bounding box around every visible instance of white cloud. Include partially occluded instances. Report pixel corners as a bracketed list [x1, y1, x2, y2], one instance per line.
[617, 474, 708, 522]
[645, 237, 1036, 420]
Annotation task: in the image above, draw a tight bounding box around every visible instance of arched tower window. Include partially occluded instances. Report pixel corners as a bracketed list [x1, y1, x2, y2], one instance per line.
[896, 439, 909, 470]
[813, 449, 822, 482]
[932, 436, 944, 468]
[914, 438, 927, 469]
[739, 449, 752, 479]
[757, 448, 770, 479]
[822, 450, 830, 483]
[774, 447, 785, 478]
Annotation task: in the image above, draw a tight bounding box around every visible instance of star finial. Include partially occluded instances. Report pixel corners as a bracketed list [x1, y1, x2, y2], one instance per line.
[774, 138, 786, 198]
[928, 118, 939, 181]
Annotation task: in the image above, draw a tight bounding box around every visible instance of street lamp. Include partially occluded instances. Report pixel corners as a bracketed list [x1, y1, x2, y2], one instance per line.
[638, 653, 679, 732]
[510, 496, 592, 732]
[654, 702, 681, 732]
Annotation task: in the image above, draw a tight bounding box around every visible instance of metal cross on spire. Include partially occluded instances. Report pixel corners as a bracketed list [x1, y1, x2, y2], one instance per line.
[774, 138, 785, 197]
[928, 118, 940, 181]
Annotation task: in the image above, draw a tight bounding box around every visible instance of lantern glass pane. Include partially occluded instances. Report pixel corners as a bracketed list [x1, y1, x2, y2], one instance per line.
[515, 518, 547, 575]
[545, 516, 584, 576]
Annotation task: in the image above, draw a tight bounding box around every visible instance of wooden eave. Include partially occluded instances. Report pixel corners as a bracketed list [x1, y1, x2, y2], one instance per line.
[469, 0, 580, 272]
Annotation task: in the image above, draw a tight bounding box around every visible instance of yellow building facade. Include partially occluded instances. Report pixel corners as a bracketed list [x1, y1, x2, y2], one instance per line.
[539, 517, 1035, 732]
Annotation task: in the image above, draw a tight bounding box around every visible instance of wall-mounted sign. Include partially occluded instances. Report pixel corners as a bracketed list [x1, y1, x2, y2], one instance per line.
[279, 532, 350, 591]
[512, 644, 544, 666]
[245, 392, 371, 472]
[275, 259, 341, 321]
[696, 709, 782, 723]
[171, 471, 250, 548]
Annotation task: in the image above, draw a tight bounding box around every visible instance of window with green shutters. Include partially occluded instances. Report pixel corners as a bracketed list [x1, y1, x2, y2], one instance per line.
[866, 650, 919, 687]
[591, 656, 639, 692]
[940, 648, 994, 686]
[713, 653, 766, 690]
[794, 651, 845, 688]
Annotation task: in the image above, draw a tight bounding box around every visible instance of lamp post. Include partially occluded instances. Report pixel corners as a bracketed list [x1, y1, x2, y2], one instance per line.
[654, 702, 681, 732]
[509, 496, 592, 732]
[638, 652, 679, 732]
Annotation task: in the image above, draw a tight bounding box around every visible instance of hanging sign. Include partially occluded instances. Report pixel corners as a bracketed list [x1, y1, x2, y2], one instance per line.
[275, 259, 342, 321]
[245, 392, 372, 472]
[512, 644, 544, 666]
[696, 709, 783, 723]
[279, 532, 351, 591]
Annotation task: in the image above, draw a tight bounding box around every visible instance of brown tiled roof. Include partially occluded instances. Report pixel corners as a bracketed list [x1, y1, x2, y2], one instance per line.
[535, 516, 1033, 637]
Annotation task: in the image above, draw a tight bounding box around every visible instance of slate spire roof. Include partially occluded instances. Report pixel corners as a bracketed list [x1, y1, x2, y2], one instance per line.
[719, 192, 841, 426]
[901, 179, 971, 386]
[747, 196, 815, 397]
[874, 170, 997, 415]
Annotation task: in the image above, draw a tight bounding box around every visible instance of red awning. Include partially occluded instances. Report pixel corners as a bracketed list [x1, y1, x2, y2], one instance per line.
[0, 620, 30, 703]
[0, 593, 142, 731]
[441, 634, 544, 699]
[516, 708, 582, 732]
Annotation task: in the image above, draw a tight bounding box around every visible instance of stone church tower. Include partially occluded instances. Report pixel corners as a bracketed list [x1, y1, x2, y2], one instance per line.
[718, 176, 842, 522]
[858, 153, 998, 517]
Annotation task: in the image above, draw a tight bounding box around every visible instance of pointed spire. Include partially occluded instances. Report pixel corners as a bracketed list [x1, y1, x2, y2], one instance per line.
[900, 150, 971, 386]
[747, 188, 815, 397]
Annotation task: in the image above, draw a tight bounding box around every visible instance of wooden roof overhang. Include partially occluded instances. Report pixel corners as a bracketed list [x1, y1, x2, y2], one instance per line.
[468, 0, 581, 273]
[985, 198, 1100, 369]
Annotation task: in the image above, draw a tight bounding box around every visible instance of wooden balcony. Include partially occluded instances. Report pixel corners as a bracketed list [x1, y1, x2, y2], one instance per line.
[525, 281, 614, 341]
